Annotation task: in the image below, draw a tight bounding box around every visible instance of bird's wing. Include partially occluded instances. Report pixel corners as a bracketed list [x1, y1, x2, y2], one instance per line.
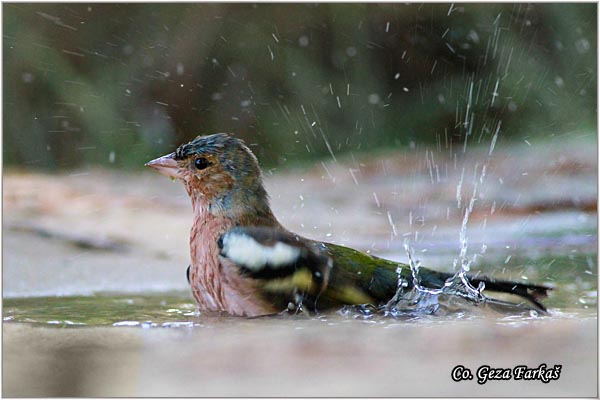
[218, 226, 332, 296]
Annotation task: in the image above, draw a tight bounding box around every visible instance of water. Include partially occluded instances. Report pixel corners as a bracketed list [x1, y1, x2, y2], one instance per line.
[3, 296, 597, 397]
[3, 293, 201, 328]
[0, 292, 534, 327]
[4, 292, 596, 328]
[3, 249, 596, 328]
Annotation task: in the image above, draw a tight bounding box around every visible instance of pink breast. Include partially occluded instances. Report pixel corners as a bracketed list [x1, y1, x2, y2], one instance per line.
[187, 210, 276, 316]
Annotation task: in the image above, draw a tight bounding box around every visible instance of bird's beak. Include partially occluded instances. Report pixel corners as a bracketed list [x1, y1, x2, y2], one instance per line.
[145, 152, 181, 179]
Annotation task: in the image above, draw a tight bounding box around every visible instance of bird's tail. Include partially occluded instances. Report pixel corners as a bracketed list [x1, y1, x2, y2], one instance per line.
[463, 275, 552, 312]
[413, 268, 552, 313]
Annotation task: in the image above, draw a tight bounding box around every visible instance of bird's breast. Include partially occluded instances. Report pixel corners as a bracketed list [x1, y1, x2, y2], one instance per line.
[188, 210, 276, 316]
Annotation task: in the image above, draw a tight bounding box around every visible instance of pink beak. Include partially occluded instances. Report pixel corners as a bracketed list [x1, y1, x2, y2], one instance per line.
[145, 152, 181, 179]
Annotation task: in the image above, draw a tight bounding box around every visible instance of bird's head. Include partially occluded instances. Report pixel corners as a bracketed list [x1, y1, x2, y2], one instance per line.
[146, 133, 274, 221]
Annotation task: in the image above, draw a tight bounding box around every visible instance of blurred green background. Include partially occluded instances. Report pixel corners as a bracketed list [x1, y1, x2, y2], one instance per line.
[3, 3, 597, 170]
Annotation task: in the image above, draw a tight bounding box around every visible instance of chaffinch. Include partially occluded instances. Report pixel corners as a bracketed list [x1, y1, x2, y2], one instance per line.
[146, 133, 550, 317]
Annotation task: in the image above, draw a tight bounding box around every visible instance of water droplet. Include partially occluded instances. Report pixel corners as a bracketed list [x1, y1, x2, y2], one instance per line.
[298, 35, 309, 47]
[368, 93, 380, 104]
[575, 38, 590, 54]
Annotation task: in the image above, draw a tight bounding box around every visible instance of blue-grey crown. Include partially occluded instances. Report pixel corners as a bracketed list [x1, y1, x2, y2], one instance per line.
[174, 133, 240, 160]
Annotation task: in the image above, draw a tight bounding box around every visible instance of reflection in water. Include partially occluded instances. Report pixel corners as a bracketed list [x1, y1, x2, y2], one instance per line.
[3, 293, 201, 327]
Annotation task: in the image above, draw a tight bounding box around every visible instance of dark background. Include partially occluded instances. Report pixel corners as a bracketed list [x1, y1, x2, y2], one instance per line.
[4, 3, 597, 169]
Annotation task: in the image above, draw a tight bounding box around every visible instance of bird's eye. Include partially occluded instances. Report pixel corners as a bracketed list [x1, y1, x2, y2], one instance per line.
[194, 157, 211, 170]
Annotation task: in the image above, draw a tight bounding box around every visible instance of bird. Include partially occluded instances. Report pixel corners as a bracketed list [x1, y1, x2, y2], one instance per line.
[146, 133, 551, 317]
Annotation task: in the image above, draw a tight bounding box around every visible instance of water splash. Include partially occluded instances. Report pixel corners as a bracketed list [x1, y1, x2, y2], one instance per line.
[388, 240, 486, 316]
[348, 139, 503, 319]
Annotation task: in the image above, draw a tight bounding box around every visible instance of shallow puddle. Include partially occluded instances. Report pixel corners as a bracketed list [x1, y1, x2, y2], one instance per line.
[3, 306, 597, 397]
[3, 248, 596, 328]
